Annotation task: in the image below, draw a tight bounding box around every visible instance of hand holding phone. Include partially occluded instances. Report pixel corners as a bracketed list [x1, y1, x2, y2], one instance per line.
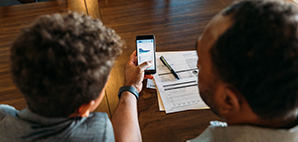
[124, 51, 153, 92]
[136, 35, 156, 74]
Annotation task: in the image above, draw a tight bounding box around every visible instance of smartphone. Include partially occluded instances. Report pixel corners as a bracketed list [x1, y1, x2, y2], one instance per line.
[136, 35, 156, 74]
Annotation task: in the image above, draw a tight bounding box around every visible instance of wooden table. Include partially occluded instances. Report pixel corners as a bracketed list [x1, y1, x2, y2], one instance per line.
[0, 0, 235, 141]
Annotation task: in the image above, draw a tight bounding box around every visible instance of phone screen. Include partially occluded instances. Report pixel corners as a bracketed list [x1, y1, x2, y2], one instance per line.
[136, 38, 156, 72]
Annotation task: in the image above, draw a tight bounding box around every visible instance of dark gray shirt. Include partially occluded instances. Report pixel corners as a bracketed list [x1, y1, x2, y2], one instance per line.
[188, 121, 298, 142]
[0, 104, 115, 142]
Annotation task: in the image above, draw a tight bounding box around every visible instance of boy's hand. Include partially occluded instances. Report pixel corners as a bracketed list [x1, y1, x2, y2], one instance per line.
[124, 51, 154, 92]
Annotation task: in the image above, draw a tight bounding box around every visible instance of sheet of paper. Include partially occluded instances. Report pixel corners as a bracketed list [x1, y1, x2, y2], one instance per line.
[153, 51, 184, 111]
[156, 86, 165, 111]
[154, 51, 209, 113]
[146, 79, 156, 89]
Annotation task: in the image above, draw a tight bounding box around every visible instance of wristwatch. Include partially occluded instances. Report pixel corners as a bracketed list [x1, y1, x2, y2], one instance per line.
[118, 86, 139, 101]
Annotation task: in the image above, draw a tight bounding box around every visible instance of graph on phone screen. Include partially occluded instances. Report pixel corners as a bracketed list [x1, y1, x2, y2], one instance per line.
[137, 39, 155, 70]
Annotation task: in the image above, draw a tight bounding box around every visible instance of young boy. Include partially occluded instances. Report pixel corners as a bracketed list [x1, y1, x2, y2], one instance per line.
[0, 12, 152, 142]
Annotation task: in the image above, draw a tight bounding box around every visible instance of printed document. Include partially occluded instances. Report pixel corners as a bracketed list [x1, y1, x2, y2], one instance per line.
[154, 51, 209, 113]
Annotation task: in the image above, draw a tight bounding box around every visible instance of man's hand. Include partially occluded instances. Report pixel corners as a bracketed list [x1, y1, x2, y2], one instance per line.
[124, 51, 154, 92]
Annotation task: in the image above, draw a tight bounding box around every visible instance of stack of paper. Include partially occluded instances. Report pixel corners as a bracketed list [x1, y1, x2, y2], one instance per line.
[147, 51, 209, 113]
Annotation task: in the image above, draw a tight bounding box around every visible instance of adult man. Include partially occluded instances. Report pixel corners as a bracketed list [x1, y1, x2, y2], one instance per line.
[190, 1, 298, 141]
[0, 12, 152, 142]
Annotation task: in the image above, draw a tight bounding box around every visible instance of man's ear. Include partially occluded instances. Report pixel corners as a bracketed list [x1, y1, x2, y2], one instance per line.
[215, 85, 241, 117]
[77, 100, 95, 117]
[215, 85, 261, 125]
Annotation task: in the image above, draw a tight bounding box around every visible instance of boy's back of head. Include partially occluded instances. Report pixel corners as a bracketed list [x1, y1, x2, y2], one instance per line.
[10, 12, 123, 117]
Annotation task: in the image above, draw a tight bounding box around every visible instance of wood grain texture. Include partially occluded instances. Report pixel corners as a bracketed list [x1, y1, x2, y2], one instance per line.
[85, 0, 101, 19]
[66, 0, 86, 13]
[219, 0, 239, 7]
[56, 0, 87, 13]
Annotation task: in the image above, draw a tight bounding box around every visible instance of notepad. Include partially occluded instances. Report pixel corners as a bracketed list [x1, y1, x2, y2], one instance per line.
[149, 51, 209, 113]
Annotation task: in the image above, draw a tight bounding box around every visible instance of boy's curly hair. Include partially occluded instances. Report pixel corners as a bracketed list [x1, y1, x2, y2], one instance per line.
[10, 12, 123, 117]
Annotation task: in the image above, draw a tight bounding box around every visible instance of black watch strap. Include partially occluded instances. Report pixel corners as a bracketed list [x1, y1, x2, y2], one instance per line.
[118, 86, 139, 101]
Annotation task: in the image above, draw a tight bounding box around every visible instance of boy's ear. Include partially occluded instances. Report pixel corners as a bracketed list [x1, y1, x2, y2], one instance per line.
[77, 100, 95, 117]
[69, 82, 108, 118]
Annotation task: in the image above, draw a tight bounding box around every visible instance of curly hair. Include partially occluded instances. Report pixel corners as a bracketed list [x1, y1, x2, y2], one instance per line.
[210, 1, 298, 119]
[10, 12, 123, 117]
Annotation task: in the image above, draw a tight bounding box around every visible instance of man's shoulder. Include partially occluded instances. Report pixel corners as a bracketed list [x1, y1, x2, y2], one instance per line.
[0, 104, 18, 119]
[188, 121, 298, 142]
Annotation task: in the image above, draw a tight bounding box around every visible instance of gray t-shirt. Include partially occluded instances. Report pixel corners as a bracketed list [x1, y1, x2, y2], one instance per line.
[0, 104, 115, 142]
[188, 121, 298, 142]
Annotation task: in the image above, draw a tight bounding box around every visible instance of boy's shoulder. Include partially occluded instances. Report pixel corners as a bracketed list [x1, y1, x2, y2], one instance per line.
[78, 112, 113, 133]
[0, 107, 114, 142]
[86, 111, 110, 127]
[61, 112, 115, 142]
[0, 104, 18, 119]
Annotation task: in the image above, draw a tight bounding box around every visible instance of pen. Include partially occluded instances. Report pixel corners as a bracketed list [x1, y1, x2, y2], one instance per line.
[160, 55, 180, 80]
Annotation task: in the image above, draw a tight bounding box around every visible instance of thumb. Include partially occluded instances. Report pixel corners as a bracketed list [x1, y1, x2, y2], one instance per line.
[138, 61, 153, 71]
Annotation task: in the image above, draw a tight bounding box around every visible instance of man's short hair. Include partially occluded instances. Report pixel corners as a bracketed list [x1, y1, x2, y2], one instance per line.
[210, 1, 298, 119]
[10, 12, 123, 117]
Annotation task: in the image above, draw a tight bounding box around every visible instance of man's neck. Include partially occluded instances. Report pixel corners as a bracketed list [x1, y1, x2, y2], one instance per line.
[228, 113, 298, 129]
[266, 115, 298, 129]
[251, 114, 298, 129]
